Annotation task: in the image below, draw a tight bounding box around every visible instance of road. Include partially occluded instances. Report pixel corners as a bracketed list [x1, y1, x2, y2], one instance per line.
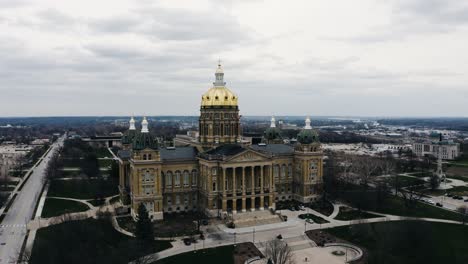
[0, 137, 64, 264]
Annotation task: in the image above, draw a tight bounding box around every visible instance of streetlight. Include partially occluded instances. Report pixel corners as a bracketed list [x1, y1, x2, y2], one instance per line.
[253, 216, 257, 243]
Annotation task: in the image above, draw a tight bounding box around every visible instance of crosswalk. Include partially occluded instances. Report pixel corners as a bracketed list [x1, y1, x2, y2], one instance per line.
[0, 224, 26, 228]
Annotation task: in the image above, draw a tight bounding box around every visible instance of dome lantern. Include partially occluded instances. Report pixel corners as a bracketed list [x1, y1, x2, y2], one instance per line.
[141, 117, 149, 133]
[129, 116, 136, 130]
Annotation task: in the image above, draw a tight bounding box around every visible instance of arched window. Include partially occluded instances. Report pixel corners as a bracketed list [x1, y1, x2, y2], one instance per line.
[191, 170, 198, 186]
[288, 164, 293, 178]
[175, 171, 181, 187]
[143, 170, 152, 182]
[183, 170, 189, 187]
[281, 165, 286, 179]
[273, 165, 279, 181]
[166, 171, 172, 187]
[143, 154, 147, 160]
[212, 182, 216, 191]
[148, 154, 152, 160]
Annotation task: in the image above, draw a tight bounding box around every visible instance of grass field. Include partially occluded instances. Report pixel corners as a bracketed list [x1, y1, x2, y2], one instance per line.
[334, 207, 381, 221]
[47, 178, 118, 200]
[327, 221, 468, 264]
[31, 219, 172, 264]
[447, 186, 468, 196]
[41, 198, 90, 218]
[391, 176, 426, 187]
[373, 196, 462, 221]
[154, 245, 235, 264]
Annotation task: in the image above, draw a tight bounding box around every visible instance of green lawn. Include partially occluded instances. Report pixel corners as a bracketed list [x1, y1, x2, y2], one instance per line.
[31, 219, 172, 264]
[373, 196, 462, 221]
[327, 221, 468, 264]
[391, 176, 426, 187]
[298, 213, 329, 224]
[87, 199, 106, 207]
[48, 178, 119, 200]
[447, 186, 468, 196]
[41, 198, 90, 218]
[155, 245, 234, 264]
[334, 207, 381, 221]
[98, 159, 113, 168]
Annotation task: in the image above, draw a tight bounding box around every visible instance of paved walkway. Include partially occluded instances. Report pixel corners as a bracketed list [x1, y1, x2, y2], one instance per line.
[132, 203, 465, 263]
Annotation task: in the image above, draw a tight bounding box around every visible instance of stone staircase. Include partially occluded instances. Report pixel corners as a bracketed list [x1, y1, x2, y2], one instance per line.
[232, 210, 282, 228]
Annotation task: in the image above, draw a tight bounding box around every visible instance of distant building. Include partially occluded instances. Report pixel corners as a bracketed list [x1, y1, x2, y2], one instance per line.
[413, 140, 460, 160]
[82, 135, 122, 148]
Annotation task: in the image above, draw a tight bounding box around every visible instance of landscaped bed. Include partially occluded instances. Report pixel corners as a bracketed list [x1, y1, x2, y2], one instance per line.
[41, 198, 90, 218]
[31, 219, 172, 264]
[298, 213, 329, 224]
[334, 207, 381, 221]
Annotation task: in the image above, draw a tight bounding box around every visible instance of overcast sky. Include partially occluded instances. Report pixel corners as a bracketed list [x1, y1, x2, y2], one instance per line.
[0, 0, 467, 117]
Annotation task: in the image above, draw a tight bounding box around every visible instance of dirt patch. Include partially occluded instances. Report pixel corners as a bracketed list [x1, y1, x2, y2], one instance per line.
[233, 242, 264, 264]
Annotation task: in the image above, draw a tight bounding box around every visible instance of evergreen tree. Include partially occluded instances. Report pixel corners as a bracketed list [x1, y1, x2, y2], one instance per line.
[135, 203, 154, 247]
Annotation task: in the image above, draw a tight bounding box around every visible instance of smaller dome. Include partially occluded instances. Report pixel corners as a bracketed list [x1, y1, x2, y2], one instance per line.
[297, 129, 319, 144]
[132, 132, 158, 150]
[122, 129, 136, 145]
[264, 127, 282, 141]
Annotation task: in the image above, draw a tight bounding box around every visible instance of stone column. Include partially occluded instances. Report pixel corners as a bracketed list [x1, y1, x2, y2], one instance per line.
[260, 196, 264, 211]
[260, 165, 264, 194]
[232, 167, 237, 195]
[242, 167, 246, 195]
[232, 167, 237, 214]
[242, 197, 246, 212]
[222, 167, 227, 213]
[251, 166, 255, 212]
[222, 167, 226, 196]
[251, 166, 255, 194]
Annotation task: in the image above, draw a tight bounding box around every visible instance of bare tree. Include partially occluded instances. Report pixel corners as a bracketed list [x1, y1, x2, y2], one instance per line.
[352, 156, 381, 188]
[264, 238, 294, 264]
[457, 206, 468, 224]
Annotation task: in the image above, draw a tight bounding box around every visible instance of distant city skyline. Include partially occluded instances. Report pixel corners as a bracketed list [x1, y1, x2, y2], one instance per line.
[1, 0, 467, 117]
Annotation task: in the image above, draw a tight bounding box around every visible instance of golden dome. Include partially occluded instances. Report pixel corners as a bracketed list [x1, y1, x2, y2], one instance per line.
[201, 62, 238, 107]
[201, 87, 238, 107]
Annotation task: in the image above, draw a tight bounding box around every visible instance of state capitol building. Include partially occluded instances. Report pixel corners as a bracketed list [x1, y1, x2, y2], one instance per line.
[118, 63, 324, 220]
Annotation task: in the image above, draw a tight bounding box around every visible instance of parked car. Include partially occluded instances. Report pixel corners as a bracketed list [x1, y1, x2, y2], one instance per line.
[427, 199, 435, 205]
[464, 199, 468, 202]
[306, 219, 314, 224]
[447, 193, 454, 197]
[289, 207, 296, 211]
[277, 234, 283, 240]
[183, 238, 192, 246]
[299, 205, 306, 211]
[436, 202, 443, 207]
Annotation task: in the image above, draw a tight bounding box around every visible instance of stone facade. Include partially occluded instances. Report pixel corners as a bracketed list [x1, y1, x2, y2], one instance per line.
[118, 64, 324, 220]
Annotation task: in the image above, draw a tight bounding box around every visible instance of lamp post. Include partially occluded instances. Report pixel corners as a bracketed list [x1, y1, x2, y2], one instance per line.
[253, 216, 257, 243]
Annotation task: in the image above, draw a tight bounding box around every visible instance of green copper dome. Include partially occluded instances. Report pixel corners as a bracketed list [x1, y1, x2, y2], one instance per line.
[131, 132, 158, 150]
[264, 127, 282, 140]
[297, 129, 319, 144]
[122, 130, 136, 145]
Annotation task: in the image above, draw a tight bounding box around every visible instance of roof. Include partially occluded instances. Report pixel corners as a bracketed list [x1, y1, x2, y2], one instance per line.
[250, 144, 294, 155]
[205, 144, 246, 156]
[117, 150, 131, 159]
[160, 147, 198, 161]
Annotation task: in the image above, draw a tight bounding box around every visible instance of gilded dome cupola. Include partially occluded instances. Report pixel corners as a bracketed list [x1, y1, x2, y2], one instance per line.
[201, 62, 238, 108]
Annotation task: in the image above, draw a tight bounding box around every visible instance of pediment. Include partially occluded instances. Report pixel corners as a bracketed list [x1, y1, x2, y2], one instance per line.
[226, 150, 269, 163]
